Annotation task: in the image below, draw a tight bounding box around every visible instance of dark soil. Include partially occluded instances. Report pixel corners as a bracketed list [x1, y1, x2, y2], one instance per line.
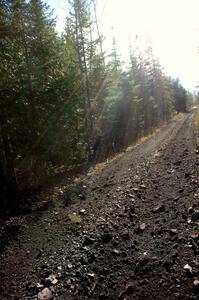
[0, 113, 199, 300]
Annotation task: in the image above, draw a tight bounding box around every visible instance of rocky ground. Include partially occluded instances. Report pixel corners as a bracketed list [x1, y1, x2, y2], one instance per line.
[0, 112, 199, 300]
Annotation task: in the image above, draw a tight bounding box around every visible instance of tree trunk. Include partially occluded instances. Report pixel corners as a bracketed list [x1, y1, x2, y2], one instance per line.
[74, 2, 93, 160]
[92, 0, 105, 66]
[0, 123, 18, 210]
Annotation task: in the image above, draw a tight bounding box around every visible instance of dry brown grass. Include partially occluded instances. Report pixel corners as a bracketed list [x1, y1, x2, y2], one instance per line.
[195, 109, 199, 128]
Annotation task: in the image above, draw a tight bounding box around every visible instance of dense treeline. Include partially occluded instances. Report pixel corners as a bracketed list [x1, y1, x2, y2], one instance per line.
[0, 0, 192, 210]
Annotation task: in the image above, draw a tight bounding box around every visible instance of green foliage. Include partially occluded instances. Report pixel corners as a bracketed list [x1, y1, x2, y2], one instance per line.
[0, 0, 192, 207]
[172, 78, 188, 112]
[68, 214, 82, 223]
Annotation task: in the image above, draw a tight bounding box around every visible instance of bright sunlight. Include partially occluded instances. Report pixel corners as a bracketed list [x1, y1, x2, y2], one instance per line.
[1, 1, 199, 299]
[48, 0, 199, 91]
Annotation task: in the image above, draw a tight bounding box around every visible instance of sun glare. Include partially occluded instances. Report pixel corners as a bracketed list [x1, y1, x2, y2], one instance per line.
[47, 0, 199, 90]
[98, 0, 199, 91]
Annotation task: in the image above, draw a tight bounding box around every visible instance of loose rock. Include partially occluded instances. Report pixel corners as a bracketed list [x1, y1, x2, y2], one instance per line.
[83, 236, 97, 246]
[170, 229, 178, 235]
[153, 204, 165, 213]
[193, 279, 199, 292]
[119, 282, 135, 299]
[191, 210, 199, 221]
[37, 288, 52, 300]
[101, 233, 112, 244]
[139, 223, 146, 231]
[184, 264, 193, 275]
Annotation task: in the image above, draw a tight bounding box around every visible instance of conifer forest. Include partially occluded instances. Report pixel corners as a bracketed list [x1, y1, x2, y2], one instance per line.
[0, 0, 192, 210]
[1, 2, 199, 300]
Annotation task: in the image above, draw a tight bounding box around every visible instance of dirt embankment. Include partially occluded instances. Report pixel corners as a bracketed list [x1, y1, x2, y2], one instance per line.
[0, 112, 199, 300]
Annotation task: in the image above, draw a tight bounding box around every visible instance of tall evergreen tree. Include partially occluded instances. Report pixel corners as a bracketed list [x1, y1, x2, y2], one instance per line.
[0, 0, 191, 211]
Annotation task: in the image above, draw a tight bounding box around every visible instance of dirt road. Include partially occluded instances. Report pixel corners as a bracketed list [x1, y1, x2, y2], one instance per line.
[1, 112, 199, 300]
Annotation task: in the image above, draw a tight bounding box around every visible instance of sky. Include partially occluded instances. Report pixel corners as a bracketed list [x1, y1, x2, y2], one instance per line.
[46, 0, 199, 92]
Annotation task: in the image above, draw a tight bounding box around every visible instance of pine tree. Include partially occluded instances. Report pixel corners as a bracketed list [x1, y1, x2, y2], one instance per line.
[172, 78, 188, 112]
[66, 0, 94, 159]
[0, 0, 23, 208]
[65, 0, 108, 161]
